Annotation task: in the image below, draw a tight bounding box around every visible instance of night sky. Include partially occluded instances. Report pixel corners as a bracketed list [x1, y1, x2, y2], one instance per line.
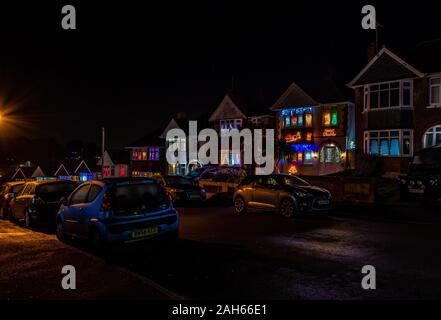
[0, 1, 439, 148]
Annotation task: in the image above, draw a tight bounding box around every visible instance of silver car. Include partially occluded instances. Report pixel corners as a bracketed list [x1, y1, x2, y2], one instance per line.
[233, 174, 332, 217]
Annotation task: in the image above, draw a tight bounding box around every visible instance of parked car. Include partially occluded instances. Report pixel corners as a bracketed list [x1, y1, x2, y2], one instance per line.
[233, 174, 332, 217]
[0, 182, 25, 219]
[9, 180, 78, 227]
[55, 178, 179, 250]
[164, 175, 206, 204]
[399, 145, 441, 200]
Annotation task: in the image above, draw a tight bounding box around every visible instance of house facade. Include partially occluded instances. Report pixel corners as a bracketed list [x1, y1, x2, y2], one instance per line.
[208, 93, 274, 172]
[348, 46, 441, 175]
[271, 83, 355, 176]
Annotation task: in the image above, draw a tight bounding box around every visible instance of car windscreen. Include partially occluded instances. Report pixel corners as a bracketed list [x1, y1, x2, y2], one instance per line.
[279, 175, 310, 187]
[11, 184, 24, 194]
[111, 182, 169, 215]
[36, 183, 76, 202]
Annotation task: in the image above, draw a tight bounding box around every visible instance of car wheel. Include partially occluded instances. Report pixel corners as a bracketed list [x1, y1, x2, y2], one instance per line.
[280, 198, 295, 218]
[233, 196, 247, 214]
[56, 220, 68, 242]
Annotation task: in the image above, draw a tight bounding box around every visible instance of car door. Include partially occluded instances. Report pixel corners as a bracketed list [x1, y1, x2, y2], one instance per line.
[75, 183, 103, 237]
[12, 183, 32, 219]
[253, 176, 275, 208]
[63, 183, 90, 236]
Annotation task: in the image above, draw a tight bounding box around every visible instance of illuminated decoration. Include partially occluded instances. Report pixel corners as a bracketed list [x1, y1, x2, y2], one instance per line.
[79, 172, 93, 182]
[119, 165, 125, 177]
[291, 114, 298, 127]
[323, 111, 338, 127]
[281, 107, 314, 116]
[306, 132, 313, 141]
[297, 152, 303, 162]
[290, 143, 317, 152]
[103, 167, 111, 177]
[58, 176, 71, 180]
[323, 128, 337, 137]
[284, 131, 302, 143]
[305, 113, 313, 127]
[288, 165, 298, 175]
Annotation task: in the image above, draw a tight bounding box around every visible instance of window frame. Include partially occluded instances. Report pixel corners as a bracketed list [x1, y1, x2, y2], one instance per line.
[363, 80, 413, 111]
[429, 77, 441, 107]
[364, 129, 413, 157]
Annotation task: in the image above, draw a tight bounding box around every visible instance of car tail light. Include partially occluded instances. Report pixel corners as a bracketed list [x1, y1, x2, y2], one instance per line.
[100, 192, 112, 211]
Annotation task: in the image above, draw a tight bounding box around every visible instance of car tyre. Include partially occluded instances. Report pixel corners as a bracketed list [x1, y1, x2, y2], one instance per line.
[233, 196, 247, 214]
[280, 198, 295, 218]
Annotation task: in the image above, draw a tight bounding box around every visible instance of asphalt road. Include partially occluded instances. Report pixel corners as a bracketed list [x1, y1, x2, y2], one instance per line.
[1, 206, 441, 299]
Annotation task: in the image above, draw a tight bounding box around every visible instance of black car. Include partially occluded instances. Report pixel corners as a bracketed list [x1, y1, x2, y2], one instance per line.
[164, 175, 206, 205]
[399, 145, 441, 200]
[10, 180, 78, 227]
[0, 182, 25, 219]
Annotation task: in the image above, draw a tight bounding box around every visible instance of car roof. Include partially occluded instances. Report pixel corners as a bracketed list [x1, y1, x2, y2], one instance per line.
[26, 180, 77, 186]
[100, 177, 157, 185]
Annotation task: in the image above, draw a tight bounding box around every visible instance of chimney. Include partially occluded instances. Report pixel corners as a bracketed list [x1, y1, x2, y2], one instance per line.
[367, 42, 376, 62]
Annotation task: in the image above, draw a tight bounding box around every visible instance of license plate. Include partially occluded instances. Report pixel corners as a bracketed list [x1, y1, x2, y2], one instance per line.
[131, 227, 159, 239]
[409, 189, 424, 194]
[318, 200, 330, 205]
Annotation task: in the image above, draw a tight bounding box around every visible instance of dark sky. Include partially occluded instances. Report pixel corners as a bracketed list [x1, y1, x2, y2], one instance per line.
[0, 1, 440, 148]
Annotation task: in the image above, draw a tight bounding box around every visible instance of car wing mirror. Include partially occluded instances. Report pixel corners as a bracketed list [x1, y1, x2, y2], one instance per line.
[60, 196, 68, 206]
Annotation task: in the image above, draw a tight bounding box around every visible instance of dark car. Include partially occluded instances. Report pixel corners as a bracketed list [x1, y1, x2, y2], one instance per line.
[56, 178, 179, 250]
[233, 174, 332, 217]
[164, 175, 206, 204]
[0, 182, 25, 219]
[10, 180, 78, 227]
[399, 145, 441, 200]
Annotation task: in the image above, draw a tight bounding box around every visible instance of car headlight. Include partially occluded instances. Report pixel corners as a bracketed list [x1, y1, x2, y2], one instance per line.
[293, 190, 309, 198]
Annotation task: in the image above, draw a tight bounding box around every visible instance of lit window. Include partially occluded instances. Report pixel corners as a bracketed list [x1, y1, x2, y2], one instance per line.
[323, 112, 331, 126]
[284, 116, 291, 128]
[331, 111, 338, 126]
[142, 151, 148, 160]
[365, 130, 413, 156]
[305, 113, 313, 127]
[291, 115, 298, 127]
[306, 132, 312, 142]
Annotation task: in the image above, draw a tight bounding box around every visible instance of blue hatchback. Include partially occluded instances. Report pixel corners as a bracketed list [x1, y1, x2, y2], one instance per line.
[55, 178, 179, 249]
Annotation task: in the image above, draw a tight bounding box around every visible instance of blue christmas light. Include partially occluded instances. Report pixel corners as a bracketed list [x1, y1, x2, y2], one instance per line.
[281, 107, 314, 116]
[290, 143, 317, 152]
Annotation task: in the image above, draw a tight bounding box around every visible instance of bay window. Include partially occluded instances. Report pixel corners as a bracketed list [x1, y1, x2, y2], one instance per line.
[423, 125, 441, 148]
[364, 80, 412, 110]
[364, 130, 413, 157]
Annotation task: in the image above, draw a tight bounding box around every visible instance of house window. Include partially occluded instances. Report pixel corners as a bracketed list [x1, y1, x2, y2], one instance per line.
[305, 113, 313, 127]
[319, 143, 341, 163]
[430, 78, 441, 106]
[364, 130, 413, 156]
[220, 119, 242, 133]
[148, 147, 160, 160]
[322, 111, 337, 127]
[423, 125, 441, 148]
[365, 80, 412, 110]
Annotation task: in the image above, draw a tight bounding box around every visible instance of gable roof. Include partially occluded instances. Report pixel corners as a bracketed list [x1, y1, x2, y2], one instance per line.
[270, 83, 318, 111]
[348, 47, 424, 87]
[31, 166, 45, 178]
[11, 167, 36, 180]
[54, 163, 70, 177]
[208, 94, 247, 122]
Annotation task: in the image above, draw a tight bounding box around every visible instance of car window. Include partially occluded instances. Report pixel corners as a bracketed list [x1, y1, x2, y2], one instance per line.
[70, 184, 90, 205]
[267, 177, 280, 188]
[255, 177, 267, 187]
[87, 184, 102, 202]
[11, 184, 25, 194]
[37, 182, 76, 202]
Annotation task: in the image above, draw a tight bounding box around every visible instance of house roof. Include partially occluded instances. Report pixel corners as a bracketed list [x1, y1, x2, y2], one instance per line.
[270, 80, 351, 111]
[348, 47, 424, 87]
[128, 127, 165, 147]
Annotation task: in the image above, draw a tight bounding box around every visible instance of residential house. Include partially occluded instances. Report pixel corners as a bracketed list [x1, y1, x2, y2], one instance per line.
[208, 92, 274, 172]
[270, 82, 355, 176]
[348, 42, 441, 175]
[98, 150, 130, 178]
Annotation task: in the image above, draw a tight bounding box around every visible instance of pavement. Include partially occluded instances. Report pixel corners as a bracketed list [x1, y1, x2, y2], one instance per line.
[1, 205, 441, 300]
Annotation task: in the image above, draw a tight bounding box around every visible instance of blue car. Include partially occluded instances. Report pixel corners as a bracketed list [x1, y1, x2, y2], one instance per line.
[55, 178, 179, 249]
